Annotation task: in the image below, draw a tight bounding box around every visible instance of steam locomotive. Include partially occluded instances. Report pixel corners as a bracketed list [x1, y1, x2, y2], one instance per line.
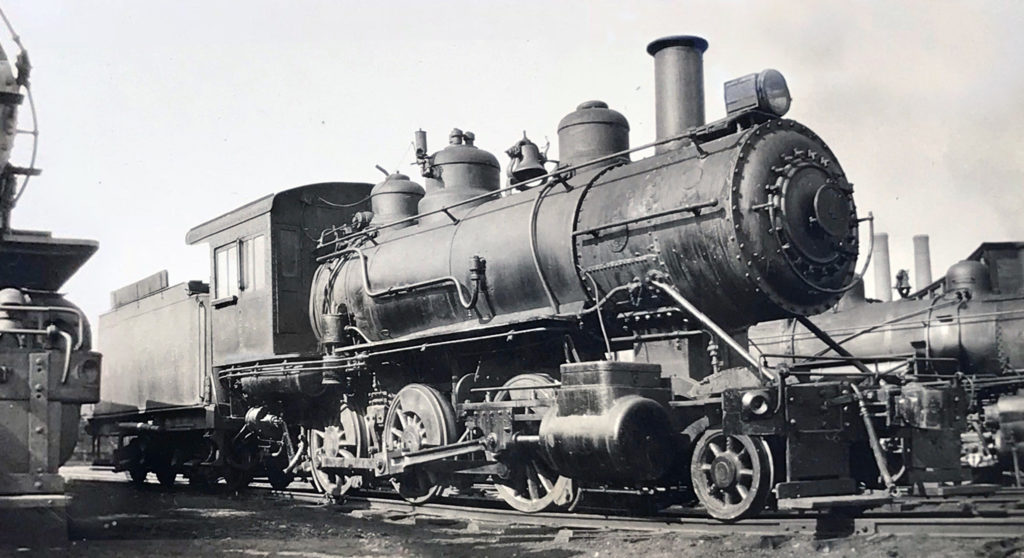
[91, 35, 973, 520]
[750, 242, 1024, 482]
[0, 20, 102, 540]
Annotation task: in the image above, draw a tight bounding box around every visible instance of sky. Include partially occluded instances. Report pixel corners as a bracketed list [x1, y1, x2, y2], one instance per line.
[3, 1, 1023, 333]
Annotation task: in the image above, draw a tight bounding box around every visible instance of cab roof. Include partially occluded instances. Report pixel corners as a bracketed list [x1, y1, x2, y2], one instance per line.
[185, 182, 371, 245]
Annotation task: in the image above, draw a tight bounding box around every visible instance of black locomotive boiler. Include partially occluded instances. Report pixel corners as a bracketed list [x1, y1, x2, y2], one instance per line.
[91, 35, 971, 520]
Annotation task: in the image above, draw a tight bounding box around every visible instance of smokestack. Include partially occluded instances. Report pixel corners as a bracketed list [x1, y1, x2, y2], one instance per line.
[647, 35, 707, 154]
[913, 234, 932, 290]
[872, 233, 892, 301]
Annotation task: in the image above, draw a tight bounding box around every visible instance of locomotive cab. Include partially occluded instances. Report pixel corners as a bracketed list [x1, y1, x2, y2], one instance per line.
[186, 182, 372, 366]
[90, 182, 372, 489]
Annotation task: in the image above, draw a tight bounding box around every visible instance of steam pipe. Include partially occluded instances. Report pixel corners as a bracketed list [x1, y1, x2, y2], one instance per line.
[850, 383, 896, 492]
[649, 278, 773, 380]
[333, 247, 483, 310]
[647, 35, 708, 153]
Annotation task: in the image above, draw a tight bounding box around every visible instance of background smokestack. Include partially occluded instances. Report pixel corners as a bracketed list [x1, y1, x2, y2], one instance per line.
[872, 232, 892, 301]
[647, 35, 708, 154]
[913, 234, 932, 290]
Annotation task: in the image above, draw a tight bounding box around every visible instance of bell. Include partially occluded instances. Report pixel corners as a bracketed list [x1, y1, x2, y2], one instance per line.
[508, 137, 547, 186]
[894, 269, 912, 299]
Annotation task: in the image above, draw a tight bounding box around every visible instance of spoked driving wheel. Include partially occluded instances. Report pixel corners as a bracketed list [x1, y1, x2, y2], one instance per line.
[307, 402, 367, 500]
[384, 384, 457, 504]
[492, 373, 579, 513]
[690, 430, 773, 521]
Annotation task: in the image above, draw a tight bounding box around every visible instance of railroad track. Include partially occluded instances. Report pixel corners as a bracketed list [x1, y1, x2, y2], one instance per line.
[61, 466, 1024, 539]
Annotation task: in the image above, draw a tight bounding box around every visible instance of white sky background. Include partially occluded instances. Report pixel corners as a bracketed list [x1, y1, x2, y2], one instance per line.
[4, 1, 1024, 331]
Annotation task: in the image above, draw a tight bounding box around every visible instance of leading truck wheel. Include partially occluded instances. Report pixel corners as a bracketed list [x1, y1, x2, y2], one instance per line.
[384, 384, 457, 504]
[491, 374, 579, 513]
[690, 430, 773, 521]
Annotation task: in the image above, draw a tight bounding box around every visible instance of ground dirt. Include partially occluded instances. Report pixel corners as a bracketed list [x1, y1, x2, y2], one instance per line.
[1, 472, 1022, 557]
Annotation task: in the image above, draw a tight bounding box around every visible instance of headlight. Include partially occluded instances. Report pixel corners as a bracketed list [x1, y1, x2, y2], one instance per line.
[724, 68, 792, 117]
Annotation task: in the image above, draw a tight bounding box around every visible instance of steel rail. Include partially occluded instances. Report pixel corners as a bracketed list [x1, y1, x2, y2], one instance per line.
[273, 487, 1024, 539]
[272, 488, 1024, 538]
[63, 467, 1024, 539]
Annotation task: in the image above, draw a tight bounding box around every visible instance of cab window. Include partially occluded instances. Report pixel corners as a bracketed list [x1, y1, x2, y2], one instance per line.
[241, 234, 266, 291]
[214, 242, 238, 299]
[215, 234, 265, 298]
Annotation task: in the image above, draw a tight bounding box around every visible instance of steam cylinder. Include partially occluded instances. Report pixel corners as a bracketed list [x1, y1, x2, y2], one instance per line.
[539, 395, 675, 481]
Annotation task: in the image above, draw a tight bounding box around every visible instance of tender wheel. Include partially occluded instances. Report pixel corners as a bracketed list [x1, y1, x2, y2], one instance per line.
[155, 467, 177, 487]
[492, 374, 578, 513]
[187, 472, 214, 491]
[690, 430, 773, 521]
[153, 447, 177, 487]
[384, 384, 457, 504]
[308, 402, 367, 500]
[127, 467, 147, 486]
[122, 438, 147, 486]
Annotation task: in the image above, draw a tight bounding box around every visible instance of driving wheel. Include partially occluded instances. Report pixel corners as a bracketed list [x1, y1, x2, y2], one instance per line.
[492, 373, 578, 513]
[690, 430, 773, 521]
[307, 402, 367, 500]
[384, 384, 457, 504]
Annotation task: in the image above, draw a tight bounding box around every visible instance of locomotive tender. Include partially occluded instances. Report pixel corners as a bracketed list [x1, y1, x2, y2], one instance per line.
[92, 35, 971, 520]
